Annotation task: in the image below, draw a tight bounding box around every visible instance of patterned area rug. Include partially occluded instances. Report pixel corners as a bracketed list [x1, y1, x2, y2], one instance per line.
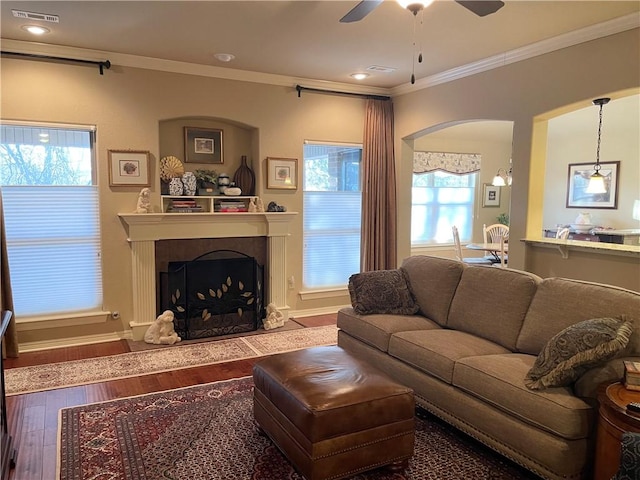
[58, 376, 539, 480]
[6, 325, 337, 395]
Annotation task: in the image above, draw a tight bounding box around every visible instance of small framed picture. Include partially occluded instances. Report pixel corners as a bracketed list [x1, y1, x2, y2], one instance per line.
[566, 161, 619, 209]
[184, 127, 223, 164]
[108, 150, 150, 186]
[266, 157, 298, 190]
[483, 183, 500, 207]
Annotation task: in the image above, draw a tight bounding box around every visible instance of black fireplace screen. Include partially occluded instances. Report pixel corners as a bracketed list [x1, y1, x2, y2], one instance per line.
[162, 250, 264, 340]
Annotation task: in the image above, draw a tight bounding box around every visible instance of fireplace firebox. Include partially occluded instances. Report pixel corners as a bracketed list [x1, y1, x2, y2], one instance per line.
[162, 250, 264, 340]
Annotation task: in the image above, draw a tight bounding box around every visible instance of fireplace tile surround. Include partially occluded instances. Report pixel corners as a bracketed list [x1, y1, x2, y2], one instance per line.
[118, 212, 297, 341]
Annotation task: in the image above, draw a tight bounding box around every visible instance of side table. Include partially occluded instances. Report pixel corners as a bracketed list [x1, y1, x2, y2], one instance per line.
[593, 382, 640, 480]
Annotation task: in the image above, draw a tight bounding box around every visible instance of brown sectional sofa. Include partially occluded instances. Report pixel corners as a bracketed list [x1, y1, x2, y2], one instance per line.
[337, 255, 640, 480]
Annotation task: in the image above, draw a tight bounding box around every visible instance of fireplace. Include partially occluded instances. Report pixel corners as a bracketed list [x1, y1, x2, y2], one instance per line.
[118, 212, 296, 341]
[162, 250, 264, 339]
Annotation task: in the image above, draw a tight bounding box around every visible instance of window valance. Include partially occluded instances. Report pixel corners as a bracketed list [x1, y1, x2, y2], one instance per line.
[413, 151, 481, 174]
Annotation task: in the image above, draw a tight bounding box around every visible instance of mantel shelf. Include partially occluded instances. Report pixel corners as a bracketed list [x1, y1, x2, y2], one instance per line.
[118, 212, 297, 242]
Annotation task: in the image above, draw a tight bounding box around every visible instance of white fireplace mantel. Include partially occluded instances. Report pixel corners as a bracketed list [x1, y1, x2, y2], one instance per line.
[118, 212, 297, 340]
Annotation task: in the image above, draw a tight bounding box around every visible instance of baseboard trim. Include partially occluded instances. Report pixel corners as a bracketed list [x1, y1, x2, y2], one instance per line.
[18, 331, 133, 353]
[289, 305, 346, 318]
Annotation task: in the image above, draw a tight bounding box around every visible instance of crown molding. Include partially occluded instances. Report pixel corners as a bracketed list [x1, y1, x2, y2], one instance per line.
[3, 12, 637, 99]
[391, 12, 640, 97]
[0, 38, 391, 97]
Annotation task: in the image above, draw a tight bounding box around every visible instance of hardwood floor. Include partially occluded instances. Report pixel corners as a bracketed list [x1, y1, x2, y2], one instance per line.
[5, 314, 337, 480]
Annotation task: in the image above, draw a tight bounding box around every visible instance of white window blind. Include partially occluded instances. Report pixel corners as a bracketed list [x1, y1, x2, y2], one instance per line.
[411, 170, 479, 245]
[303, 143, 362, 289]
[0, 124, 103, 318]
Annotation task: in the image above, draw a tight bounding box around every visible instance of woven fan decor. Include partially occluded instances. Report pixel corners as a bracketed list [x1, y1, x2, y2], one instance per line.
[160, 155, 185, 182]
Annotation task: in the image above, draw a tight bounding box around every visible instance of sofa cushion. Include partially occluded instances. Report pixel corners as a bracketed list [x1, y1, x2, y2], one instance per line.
[454, 354, 594, 440]
[388, 329, 510, 384]
[348, 269, 419, 315]
[401, 256, 465, 327]
[524, 317, 633, 390]
[447, 266, 540, 350]
[337, 307, 440, 352]
[517, 278, 640, 356]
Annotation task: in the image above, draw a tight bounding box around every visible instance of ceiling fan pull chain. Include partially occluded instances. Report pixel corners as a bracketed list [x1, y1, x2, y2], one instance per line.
[418, 9, 424, 64]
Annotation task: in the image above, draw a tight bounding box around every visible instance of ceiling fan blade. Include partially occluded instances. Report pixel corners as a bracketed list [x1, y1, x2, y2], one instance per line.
[339, 0, 384, 23]
[455, 0, 505, 17]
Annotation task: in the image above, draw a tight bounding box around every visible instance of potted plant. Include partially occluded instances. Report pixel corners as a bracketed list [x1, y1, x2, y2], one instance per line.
[193, 169, 218, 195]
[497, 213, 509, 226]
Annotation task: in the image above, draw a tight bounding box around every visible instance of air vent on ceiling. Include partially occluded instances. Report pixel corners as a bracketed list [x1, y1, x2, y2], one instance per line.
[12, 10, 59, 23]
[366, 65, 396, 73]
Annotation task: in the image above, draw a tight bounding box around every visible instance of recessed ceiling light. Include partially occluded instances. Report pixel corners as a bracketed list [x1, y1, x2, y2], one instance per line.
[214, 53, 235, 62]
[22, 25, 50, 35]
[350, 73, 369, 80]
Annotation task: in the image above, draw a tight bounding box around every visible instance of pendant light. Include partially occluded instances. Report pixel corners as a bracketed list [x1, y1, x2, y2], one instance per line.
[585, 97, 610, 194]
[397, 0, 434, 84]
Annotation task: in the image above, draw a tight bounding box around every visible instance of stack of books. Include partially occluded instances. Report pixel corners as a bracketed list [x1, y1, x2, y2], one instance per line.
[167, 199, 203, 213]
[216, 200, 247, 213]
[623, 360, 640, 391]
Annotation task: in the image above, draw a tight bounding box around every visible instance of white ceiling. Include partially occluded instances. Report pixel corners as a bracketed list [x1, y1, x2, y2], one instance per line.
[1, 1, 638, 89]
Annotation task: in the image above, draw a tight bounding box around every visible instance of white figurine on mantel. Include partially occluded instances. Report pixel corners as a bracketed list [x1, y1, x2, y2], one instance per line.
[144, 310, 182, 345]
[135, 187, 152, 214]
[255, 197, 265, 213]
[248, 198, 257, 212]
[263, 303, 285, 330]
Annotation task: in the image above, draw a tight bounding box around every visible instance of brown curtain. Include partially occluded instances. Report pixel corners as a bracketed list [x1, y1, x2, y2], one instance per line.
[361, 98, 397, 272]
[1, 189, 18, 358]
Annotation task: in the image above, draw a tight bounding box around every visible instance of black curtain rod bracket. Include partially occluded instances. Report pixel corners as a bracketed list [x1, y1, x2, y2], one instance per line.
[296, 84, 389, 101]
[1, 51, 111, 75]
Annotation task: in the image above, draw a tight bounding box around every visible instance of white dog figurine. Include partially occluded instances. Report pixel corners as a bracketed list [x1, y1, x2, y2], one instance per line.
[135, 187, 152, 214]
[144, 310, 181, 345]
[263, 303, 285, 330]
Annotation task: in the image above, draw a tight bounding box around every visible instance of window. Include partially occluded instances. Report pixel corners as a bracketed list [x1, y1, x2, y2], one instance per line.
[0, 123, 103, 318]
[303, 142, 362, 289]
[411, 152, 481, 245]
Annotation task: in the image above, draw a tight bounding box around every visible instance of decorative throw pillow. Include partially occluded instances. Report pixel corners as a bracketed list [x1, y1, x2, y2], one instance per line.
[524, 316, 633, 390]
[348, 269, 419, 315]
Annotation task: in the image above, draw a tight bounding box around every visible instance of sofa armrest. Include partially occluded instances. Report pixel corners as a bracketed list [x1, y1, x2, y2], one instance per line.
[573, 356, 640, 399]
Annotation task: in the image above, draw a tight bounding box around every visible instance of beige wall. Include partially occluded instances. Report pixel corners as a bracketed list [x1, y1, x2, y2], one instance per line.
[394, 28, 640, 273]
[2, 27, 639, 347]
[1, 61, 365, 346]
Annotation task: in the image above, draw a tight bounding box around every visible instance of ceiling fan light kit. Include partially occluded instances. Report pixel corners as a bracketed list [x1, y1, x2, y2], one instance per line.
[397, 0, 434, 15]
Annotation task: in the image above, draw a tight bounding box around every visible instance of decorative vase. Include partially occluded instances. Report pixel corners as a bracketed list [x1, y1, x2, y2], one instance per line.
[182, 172, 197, 196]
[169, 178, 184, 196]
[233, 155, 256, 195]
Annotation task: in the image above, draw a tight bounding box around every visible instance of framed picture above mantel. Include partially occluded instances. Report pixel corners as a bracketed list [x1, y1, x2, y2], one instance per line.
[184, 127, 223, 164]
[566, 161, 619, 209]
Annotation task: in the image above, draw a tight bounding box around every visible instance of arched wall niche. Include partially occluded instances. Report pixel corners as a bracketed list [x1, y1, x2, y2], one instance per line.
[404, 119, 514, 254]
[159, 116, 260, 191]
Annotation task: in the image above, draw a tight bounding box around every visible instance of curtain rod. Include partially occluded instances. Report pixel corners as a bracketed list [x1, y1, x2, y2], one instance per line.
[1, 51, 111, 75]
[295, 84, 390, 101]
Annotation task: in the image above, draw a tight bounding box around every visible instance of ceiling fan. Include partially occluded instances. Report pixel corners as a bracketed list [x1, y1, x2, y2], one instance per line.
[340, 0, 505, 23]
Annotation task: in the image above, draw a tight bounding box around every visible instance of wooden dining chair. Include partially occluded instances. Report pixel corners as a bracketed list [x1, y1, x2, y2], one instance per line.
[452, 226, 493, 265]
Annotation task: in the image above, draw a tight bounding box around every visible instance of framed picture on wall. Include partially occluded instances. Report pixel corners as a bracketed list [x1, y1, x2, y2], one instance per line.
[266, 157, 297, 190]
[108, 150, 150, 186]
[483, 184, 500, 207]
[566, 161, 619, 209]
[184, 127, 223, 164]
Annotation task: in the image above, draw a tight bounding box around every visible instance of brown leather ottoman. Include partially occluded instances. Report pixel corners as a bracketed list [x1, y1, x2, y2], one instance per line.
[252, 345, 415, 480]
